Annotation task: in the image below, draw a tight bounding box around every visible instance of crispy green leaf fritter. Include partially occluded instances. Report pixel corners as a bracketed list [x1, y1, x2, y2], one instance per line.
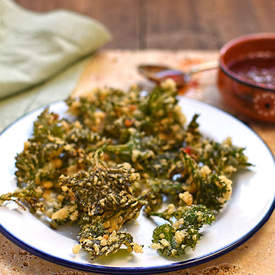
[0, 82, 251, 261]
[152, 205, 215, 257]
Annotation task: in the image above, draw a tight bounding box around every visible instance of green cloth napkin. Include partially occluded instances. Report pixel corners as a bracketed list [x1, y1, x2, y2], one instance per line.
[0, 0, 111, 99]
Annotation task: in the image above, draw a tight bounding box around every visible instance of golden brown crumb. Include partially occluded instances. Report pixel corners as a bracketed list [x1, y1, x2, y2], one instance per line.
[72, 244, 81, 254]
[133, 243, 143, 253]
[43, 181, 53, 189]
[173, 218, 184, 230]
[218, 175, 232, 203]
[160, 239, 170, 247]
[61, 186, 68, 192]
[161, 78, 176, 91]
[200, 165, 211, 176]
[52, 207, 69, 220]
[175, 230, 187, 244]
[42, 190, 52, 200]
[179, 191, 193, 205]
[52, 158, 63, 169]
[151, 243, 163, 250]
[70, 211, 79, 221]
[167, 203, 176, 214]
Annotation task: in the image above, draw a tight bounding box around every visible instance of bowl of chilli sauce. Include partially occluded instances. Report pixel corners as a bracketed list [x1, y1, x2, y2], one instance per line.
[218, 33, 275, 123]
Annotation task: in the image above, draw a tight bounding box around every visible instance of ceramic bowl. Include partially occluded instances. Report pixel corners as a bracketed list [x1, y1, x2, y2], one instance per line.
[218, 33, 275, 123]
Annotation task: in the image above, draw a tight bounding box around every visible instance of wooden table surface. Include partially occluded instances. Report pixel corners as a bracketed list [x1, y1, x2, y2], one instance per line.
[16, 0, 275, 50]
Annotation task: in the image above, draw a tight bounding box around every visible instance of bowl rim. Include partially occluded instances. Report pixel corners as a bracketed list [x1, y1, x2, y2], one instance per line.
[219, 32, 275, 92]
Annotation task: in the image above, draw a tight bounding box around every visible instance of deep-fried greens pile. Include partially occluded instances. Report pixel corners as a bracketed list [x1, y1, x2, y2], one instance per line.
[0, 80, 251, 260]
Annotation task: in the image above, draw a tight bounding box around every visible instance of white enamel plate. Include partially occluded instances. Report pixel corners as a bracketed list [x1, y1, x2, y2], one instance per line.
[0, 98, 274, 274]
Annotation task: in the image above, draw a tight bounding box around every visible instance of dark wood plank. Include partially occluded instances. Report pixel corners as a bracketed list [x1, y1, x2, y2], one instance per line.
[251, 0, 275, 32]
[15, 0, 141, 49]
[15, 0, 275, 50]
[144, 0, 209, 49]
[212, 0, 262, 45]
[144, 0, 275, 49]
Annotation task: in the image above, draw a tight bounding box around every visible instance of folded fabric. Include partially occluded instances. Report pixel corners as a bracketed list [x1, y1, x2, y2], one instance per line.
[0, 0, 111, 99]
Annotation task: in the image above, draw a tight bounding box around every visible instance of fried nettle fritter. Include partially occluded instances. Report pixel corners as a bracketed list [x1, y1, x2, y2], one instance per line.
[58, 159, 145, 259]
[0, 80, 251, 260]
[151, 205, 215, 257]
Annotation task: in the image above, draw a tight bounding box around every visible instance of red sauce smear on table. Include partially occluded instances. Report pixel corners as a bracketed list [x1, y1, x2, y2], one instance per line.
[229, 56, 275, 89]
[178, 80, 199, 95]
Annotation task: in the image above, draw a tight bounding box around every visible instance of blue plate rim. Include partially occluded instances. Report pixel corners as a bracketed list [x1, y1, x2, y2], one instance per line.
[0, 98, 274, 274]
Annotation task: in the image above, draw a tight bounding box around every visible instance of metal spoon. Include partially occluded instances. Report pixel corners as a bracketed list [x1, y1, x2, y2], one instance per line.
[138, 60, 218, 87]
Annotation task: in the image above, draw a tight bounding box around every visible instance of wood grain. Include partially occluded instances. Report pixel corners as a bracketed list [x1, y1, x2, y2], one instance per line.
[144, 0, 222, 49]
[15, 0, 275, 50]
[144, 0, 271, 49]
[15, 0, 141, 49]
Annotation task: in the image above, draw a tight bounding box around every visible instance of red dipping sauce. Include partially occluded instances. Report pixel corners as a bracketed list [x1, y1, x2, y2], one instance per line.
[229, 55, 275, 89]
[218, 33, 275, 123]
